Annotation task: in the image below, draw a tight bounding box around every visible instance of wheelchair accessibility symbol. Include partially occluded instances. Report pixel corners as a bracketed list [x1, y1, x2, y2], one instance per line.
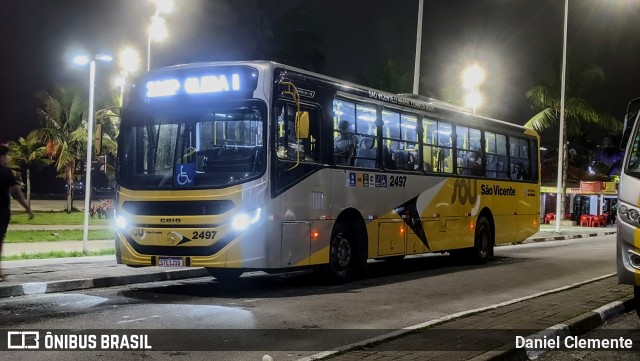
[175, 163, 195, 187]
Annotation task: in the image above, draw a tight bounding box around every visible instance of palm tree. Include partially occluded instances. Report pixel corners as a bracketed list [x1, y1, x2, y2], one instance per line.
[524, 65, 621, 137]
[7, 132, 52, 207]
[525, 63, 622, 219]
[32, 85, 88, 213]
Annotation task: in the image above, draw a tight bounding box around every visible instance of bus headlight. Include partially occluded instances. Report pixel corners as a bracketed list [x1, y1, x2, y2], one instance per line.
[116, 215, 128, 229]
[618, 202, 640, 228]
[232, 208, 262, 231]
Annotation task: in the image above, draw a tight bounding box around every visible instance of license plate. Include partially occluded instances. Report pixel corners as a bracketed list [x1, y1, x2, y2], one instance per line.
[158, 257, 184, 267]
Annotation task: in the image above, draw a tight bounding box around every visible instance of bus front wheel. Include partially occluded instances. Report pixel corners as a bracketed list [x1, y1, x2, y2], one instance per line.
[324, 223, 356, 283]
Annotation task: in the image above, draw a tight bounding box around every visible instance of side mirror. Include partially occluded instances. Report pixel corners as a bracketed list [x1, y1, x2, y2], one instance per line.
[296, 111, 309, 139]
[94, 123, 103, 156]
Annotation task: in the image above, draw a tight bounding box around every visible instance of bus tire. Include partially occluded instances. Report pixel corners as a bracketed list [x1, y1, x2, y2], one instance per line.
[635, 286, 640, 319]
[471, 216, 493, 264]
[207, 268, 242, 282]
[324, 223, 356, 283]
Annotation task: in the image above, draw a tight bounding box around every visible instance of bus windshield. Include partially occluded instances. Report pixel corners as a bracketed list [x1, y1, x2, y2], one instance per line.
[626, 126, 640, 178]
[117, 103, 266, 189]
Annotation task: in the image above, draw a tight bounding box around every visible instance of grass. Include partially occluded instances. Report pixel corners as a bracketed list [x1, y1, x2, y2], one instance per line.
[4, 230, 114, 243]
[1, 248, 115, 261]
[10, 211, 111, 226]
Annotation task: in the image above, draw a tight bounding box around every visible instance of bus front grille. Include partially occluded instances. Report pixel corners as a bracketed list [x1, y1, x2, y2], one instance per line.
[122, 200, 234, 216]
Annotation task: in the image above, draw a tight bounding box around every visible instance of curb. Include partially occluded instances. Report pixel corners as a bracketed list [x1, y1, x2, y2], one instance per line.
[468, 297, 636, 361]
[0, 268, 209, 298]
[524, 231, 616, 244]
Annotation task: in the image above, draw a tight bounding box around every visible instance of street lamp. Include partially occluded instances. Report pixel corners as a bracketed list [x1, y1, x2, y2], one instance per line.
[464, 90, 483, 115]
[147, 0, 174, 71]
[116, 46, 141, 106]
[462, 64, 485, 114]
[73, 53, 113, 255]
[555, 0, 569, 233]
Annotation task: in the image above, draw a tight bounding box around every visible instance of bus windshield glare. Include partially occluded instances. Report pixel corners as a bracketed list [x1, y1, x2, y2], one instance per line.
[117, 103, 266, 189]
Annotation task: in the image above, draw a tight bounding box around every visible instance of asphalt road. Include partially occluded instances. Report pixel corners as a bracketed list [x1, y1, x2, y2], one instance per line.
[0, 234, 618, 361]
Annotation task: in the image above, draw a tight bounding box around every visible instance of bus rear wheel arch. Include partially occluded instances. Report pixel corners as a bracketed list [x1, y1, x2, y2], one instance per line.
[451, 215, 494, 264]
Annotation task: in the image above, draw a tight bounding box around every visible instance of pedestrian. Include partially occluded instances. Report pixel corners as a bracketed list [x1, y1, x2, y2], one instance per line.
[0, 144, 34, 281]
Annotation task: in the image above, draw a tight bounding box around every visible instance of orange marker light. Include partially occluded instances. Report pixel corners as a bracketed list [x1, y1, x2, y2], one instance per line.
[311, 231, 320, 240]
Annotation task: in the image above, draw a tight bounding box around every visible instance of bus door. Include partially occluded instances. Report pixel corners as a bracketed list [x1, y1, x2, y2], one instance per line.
[274, 100, 326, 268]
[512, 137, 539, 241]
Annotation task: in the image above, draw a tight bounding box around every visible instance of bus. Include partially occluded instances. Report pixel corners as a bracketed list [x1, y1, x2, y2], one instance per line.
[617, 97, 640, 317]
[114, 61, 540, 283]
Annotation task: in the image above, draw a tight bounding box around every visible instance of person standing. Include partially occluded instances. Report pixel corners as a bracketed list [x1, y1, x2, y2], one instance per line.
[0, 144, 33, 281]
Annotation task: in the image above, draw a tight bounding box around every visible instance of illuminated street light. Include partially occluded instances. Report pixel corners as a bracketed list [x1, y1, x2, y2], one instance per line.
[118, 47, 141, 75]
[462, 64, 485, 114]
[464, 90, 483, 115]
[462, 64, 485, 90]
[116, 47, 141, 106]
[74, 53, 112, 254]
[147, 0, 174, 71]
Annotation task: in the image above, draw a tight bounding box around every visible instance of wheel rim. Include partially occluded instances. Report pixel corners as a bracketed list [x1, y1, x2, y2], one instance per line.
[333, 233, 352, 270]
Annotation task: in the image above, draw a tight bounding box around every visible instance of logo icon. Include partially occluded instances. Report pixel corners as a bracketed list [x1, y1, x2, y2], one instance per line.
[167, 231, 182, 245]
[175, 163, 195, 187]
[7, 331, 40, 349]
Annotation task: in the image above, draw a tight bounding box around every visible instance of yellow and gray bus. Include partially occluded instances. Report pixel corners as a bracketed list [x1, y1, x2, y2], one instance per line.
[617, 97, 640, 317]
[114, 61, 540, 282]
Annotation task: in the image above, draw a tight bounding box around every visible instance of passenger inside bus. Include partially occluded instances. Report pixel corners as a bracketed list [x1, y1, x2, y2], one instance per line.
[513, 162, 529, 180]
[334, 120, 357, 165]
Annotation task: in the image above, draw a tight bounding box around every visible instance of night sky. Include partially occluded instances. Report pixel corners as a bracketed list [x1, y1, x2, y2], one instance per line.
[2, 0, 640, 146]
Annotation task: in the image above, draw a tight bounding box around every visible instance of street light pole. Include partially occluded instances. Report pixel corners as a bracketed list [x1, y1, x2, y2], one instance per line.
[82, 59, 96, 254]
[74, 53, 112, 254]
[555, 0, 569, 233]
[412, 0, 424, 94]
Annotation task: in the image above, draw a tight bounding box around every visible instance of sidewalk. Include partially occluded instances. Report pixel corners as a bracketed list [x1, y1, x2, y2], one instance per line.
[312, 276, 634, 361]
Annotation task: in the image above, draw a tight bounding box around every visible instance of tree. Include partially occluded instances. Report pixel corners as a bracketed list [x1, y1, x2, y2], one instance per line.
[7, 132, 52, 207]
[525, 63, 622, 219]
[524, 65, 621, 137]
[32, 85, 88, 213]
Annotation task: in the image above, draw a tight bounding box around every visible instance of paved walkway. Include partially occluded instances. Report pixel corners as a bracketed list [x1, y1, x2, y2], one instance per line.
[323, 276, 634, 361]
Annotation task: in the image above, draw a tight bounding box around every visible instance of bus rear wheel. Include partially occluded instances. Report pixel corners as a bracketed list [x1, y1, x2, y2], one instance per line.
[207, 268, 243, 282]
[451, 216, 493, 264]
[472, 216, 493, 264]
[324, 223, 356, 283]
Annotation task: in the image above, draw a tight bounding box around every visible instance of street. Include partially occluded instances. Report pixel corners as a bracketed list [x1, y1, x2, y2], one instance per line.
[0, 234, 620, 360]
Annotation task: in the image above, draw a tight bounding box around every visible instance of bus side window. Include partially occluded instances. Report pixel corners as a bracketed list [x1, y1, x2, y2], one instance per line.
[277, 102, 320, 163]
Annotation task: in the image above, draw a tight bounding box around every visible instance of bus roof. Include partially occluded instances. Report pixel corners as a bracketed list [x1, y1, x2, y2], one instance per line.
[145, 60, 531, 133]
